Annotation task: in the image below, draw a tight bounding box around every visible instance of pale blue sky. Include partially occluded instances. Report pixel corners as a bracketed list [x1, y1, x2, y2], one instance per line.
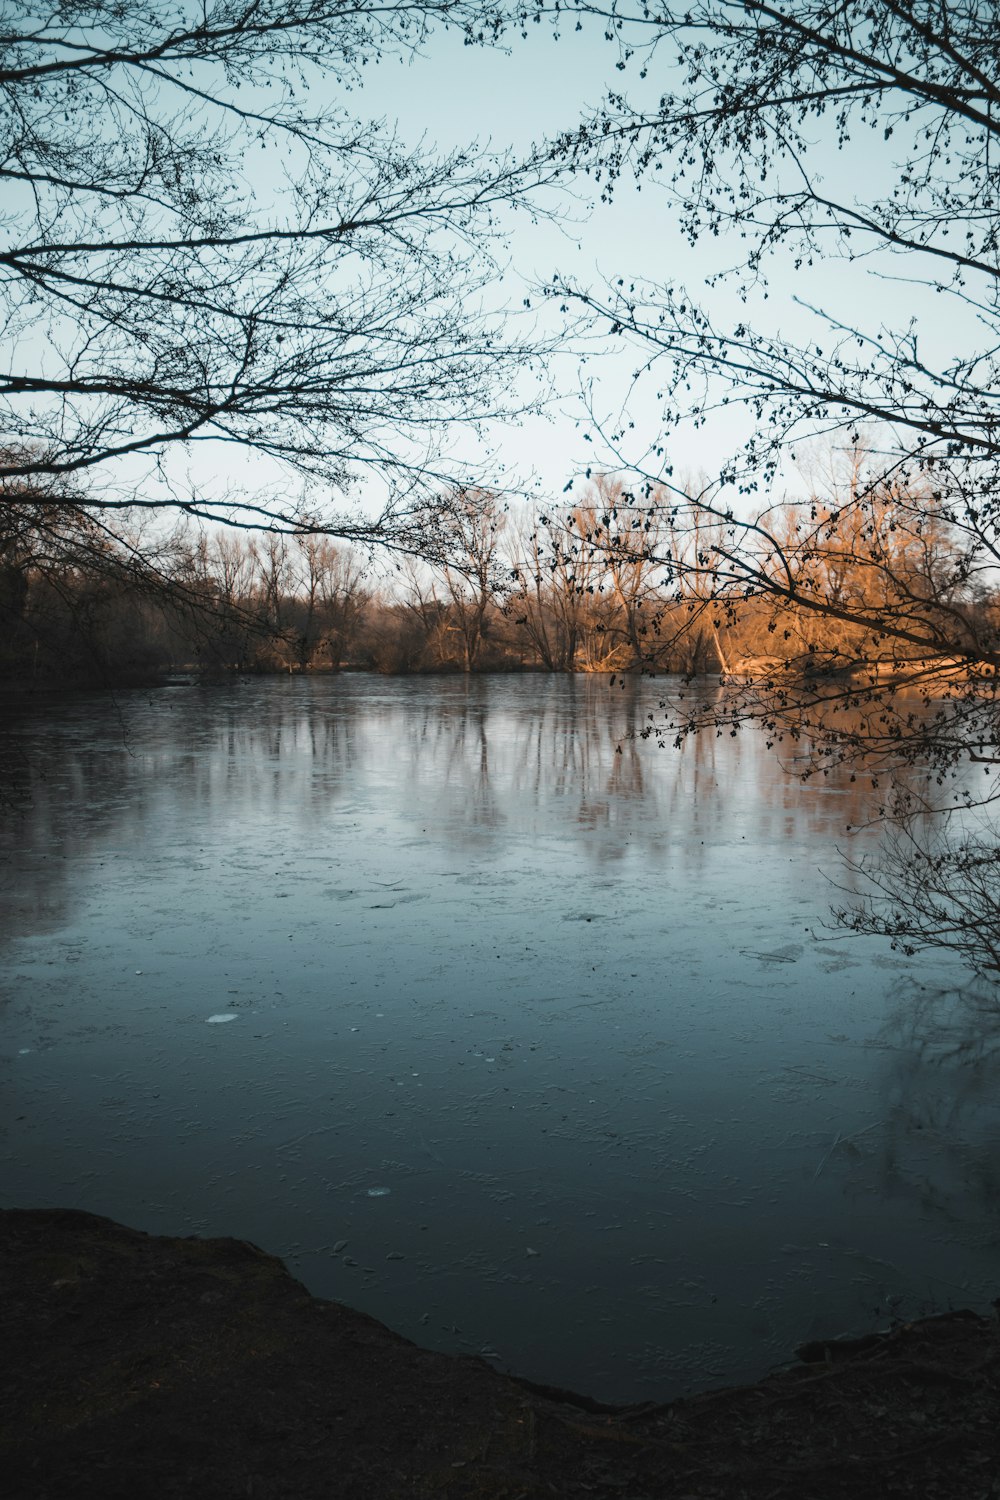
[7, 8, 977, 528]
[113, 12, 972, 525]
[331, 15, 970, 510]
[351, 21, 741, 495]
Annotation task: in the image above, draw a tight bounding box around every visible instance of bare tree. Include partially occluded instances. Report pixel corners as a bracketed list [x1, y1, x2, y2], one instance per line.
[544, 0, 1000, 973]
[0, 1, 554, 593]
[547, 0, 1000, 760]
[294, 536, 370, 671]
[836, 813, 1000, 980]
[566, 475, 671, 669]
[434, 488, 507, 670]
[508, 506, 586, 670]
[250, 534, 292, 640]
[0, 456, 227, 678]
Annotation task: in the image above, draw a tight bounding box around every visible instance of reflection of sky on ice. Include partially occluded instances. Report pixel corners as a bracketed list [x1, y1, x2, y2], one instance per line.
[1, 675, 997, 1402]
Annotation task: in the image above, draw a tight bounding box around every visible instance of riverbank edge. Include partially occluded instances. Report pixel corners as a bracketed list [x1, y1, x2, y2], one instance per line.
[3, 1208, 998, 1499]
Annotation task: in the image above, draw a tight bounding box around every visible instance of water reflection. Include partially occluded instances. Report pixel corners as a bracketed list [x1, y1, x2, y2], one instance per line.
[0, 675, 992, 1402]
[870, 980, 1000, 1237]
[1, 675, 892, 870]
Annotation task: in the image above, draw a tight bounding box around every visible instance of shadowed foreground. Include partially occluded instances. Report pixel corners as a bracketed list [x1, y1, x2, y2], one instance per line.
[2, 1209, 998, 1499]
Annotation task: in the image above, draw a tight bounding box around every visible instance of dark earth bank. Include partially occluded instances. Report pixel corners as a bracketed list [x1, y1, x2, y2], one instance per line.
[3, 1209, 998, 1499]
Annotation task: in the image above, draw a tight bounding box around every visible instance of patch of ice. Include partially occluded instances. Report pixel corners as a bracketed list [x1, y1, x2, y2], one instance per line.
[206, 1013, 238, 1024]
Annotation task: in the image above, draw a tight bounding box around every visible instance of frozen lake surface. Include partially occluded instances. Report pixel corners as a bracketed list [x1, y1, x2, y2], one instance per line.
[2, 674, 998, 1400]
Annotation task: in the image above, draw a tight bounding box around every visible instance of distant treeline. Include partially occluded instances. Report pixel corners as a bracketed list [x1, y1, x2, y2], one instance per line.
[3, 480, 996, 688]
[0, 522, 721, 684]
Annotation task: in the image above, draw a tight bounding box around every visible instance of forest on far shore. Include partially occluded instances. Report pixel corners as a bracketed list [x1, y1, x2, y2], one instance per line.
[4, 475, 995, 690]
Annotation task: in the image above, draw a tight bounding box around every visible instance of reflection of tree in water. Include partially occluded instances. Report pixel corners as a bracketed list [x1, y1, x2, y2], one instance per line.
[433, 696, 501, 834]
[358, 673, 889, 872]
[0, 686, 366, 941]
[550, 678, 649, 833]
[865, 980, 1000, 1235]
[389, 678, 636, 840]
[605, 680, 648, 811]
[0, 731, 31, 816]
[837, 807, 1000, 979]
[167, 690, 362, 820]
[0, 676, 899, 937]
[387, 685, 503, 840]
[744, 688, 1000, 980]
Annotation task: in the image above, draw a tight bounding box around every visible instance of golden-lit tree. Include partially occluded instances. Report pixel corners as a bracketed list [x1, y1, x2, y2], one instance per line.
[549, 0, 1000, 768]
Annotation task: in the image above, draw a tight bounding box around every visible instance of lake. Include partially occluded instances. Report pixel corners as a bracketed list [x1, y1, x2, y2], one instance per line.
[1, 674, 998, 1401]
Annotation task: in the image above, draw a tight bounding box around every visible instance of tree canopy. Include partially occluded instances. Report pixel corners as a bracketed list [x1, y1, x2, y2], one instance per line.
[0, 0, 551, 555]
[546, 0, 999, 768]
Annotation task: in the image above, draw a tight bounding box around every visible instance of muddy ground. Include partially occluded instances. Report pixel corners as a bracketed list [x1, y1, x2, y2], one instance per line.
[2, 1208, 998, 1498]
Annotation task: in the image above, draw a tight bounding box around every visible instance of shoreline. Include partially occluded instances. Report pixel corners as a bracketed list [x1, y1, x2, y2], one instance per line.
[3, 1207, 997, 1499]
